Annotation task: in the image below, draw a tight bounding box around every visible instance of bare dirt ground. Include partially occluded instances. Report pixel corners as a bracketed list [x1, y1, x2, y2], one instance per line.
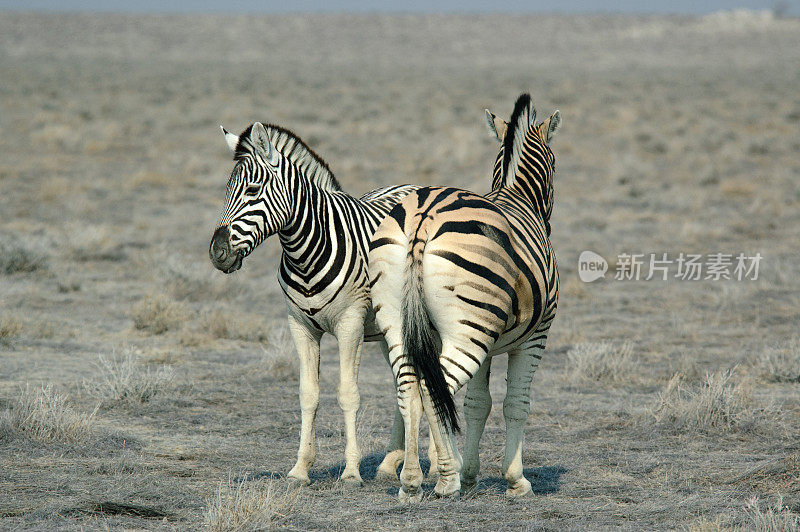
[1, 11, 799, 530]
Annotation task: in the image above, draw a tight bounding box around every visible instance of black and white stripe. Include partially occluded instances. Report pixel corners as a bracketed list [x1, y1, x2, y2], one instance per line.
[210, 121, 416, 485]
[368, 94, 562, 500]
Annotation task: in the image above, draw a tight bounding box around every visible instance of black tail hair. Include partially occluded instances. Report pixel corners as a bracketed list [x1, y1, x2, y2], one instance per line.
[401, 241, 460, 433]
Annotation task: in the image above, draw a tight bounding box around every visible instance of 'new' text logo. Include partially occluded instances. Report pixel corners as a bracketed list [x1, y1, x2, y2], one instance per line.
[578, 251, 608, 283]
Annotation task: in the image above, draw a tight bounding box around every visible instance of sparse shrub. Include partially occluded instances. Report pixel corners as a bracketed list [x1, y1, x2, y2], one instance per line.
[0, 383, 96, 442]
[565, 340, 636, 384]
[755, 338, 800, 383]
[260, 326, 299, 381]
[0, 241, 46, 274]
[151, 252, 242, 303]
[742, 496, 800, 531]
[687, 514, 731, 532]
[182, 311, 272, 346]
[204, 476, 299, 531]
[201, 310, 230, 339]
[650, 370, 767, 434]
[131, 294, 187, 334]
[0, 314, 22, 340]
[230, 315, 272, 344]
[83, 349, 175, 405]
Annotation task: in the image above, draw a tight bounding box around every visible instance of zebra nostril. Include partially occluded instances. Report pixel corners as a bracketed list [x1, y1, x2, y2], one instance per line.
[210, 226, 232, 266]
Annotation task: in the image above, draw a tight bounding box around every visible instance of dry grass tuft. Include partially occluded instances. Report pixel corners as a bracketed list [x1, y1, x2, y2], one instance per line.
[0, 314, 23, 340]
[742, 496, 800, 531]
[83, 348, 175, 405]
[0, 241, 47, 274]
[565, 340, 636, 384]
[204, 476, 300, 531]
[754, 337, 800, 383]
[230, 315, 272, 344]
[200, 310, 230, 339]
[0, 384, 96, 443]
[649, 370, 768, 434]
[182, 311, 272, 346]
[259, 326, 299, 381]
[131, 294, 187, 334]
[687, 514, 732, 532]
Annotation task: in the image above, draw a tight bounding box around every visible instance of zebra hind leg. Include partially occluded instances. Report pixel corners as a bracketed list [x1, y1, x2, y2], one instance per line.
[502, 337, 546, 498]
[461, 357, 492, 492]
[397, 380, 424, 503]
[419, 385, 462, 498]
[426, 426, 439, 480]
[376, 340, 405, 480]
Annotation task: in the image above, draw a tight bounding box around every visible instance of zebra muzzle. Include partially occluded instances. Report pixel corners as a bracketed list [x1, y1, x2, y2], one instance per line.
[209, 226, 242, 273]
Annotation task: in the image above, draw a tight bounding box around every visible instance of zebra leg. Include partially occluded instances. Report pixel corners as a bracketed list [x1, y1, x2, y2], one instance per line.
[376, 340, 405, 480]
[286, 315, 323, 485]
[419, 386, 462, 498]
[426, 426, 439, 480]
[502, 337, 545, 498]
[334, 312, 366, 485]
[461, 357, 492, 491]
[397, 380, 424, 503]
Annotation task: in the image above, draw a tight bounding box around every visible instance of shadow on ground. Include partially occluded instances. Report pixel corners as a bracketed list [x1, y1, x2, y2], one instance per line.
[242, 454, 566, 497]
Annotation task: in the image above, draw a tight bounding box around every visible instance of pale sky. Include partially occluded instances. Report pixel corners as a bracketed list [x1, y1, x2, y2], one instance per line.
[0, 0, 796, 15]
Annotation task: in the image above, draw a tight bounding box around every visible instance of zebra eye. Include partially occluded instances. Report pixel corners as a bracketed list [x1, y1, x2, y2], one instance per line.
[245, 184, 261, 196]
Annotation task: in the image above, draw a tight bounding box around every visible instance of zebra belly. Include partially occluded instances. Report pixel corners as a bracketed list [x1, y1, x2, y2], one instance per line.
[280, 272, 374, 338]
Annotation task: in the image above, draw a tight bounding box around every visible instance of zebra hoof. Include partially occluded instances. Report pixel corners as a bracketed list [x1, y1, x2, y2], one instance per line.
[376, 451, 403, 480]
[434, 476, 461, 499]
[460, 476, 478, 494]
[505, 477, 532, 498]
[398, 487, 423, 504]
[340, 469, 364, 486]
[433, 488, 460, 499]
[376, 467, 399, 481]
[287, 469, 311, 487]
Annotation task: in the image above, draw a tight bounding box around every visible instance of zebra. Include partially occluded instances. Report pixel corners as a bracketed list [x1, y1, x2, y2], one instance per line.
[209, 121, 420, 485]
[368, 94, 561, 501]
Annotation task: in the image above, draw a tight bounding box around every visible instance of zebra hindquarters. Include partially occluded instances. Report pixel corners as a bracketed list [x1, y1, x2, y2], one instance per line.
[417, 202, 518, 393]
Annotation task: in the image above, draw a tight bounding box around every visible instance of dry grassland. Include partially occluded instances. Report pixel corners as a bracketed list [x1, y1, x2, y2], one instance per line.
[1, 11, 799, 530]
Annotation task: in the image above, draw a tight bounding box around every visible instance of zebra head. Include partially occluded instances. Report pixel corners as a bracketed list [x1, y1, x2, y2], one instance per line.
[485, 94, 562, 226]
[210, 122, 293, 274]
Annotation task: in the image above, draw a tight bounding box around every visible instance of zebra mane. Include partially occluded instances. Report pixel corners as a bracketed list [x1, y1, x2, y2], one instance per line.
[501, 93, 534, 182]
[235, 123, 342, 192]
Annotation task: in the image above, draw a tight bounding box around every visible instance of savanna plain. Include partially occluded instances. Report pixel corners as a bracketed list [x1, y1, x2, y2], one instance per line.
[1, 11, 799, 531]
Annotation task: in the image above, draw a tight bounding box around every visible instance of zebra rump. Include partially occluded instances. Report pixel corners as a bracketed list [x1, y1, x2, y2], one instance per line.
[401, 237, 460, 433]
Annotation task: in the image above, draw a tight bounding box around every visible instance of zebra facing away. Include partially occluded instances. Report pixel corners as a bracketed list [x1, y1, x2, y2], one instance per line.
[209, 121, 419, 485]
[368, 94, 561, 501]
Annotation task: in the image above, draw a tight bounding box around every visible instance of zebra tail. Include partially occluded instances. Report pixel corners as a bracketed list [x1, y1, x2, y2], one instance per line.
[401, 239, 460, 434]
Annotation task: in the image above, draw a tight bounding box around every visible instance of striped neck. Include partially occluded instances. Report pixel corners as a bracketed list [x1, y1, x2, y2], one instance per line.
[278, 170, 340, 278]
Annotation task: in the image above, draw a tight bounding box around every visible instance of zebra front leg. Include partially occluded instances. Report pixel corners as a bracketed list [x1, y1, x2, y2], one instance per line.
[502, 337, 545, 497]
[461, 357, 492, 491]
[334, 312, 366, 485]
[286, 315, 323, 485]
[376, 340, 405, 480]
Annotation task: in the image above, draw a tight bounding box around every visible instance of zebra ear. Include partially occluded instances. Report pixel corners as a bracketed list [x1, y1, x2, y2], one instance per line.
[485, 109, 507, 142]
[544, 110, 562, 143]
[221, 125, 239, 152]
[250, 122, 273, 160]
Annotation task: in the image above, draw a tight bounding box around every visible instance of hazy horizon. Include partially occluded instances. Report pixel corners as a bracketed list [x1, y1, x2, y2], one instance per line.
[0, 0, 797, 15]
